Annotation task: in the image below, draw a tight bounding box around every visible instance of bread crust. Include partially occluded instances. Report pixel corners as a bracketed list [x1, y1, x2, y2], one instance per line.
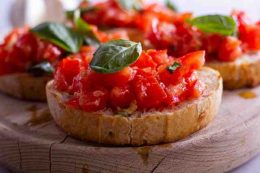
[206, 52, 260, 89]
[0, 73, 51, 101]
[46, 67, 222, 146]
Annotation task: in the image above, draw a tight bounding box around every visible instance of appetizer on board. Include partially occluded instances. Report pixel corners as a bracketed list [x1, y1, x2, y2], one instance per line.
[47, 40, 222, 146]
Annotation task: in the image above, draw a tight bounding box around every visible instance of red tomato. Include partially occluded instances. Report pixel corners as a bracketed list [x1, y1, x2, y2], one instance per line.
[146, 49, 169, 65]
[202, 34, 223, 55]
[79, 87, 109, 112]
[131, 52, 157, 69]
[239, 24, 260, 51]
[110, 85, 134, 108]
[82, 0, 136, 28]
[159, 51, 205, 85]
[133, 69, 167, 109]
[147, 21, 202, 57]
[54, 58, 81, 90]
[218, 37, 242, 62]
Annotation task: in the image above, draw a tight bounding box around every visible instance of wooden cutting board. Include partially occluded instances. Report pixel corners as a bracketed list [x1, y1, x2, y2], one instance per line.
[0, 87, 260, 173]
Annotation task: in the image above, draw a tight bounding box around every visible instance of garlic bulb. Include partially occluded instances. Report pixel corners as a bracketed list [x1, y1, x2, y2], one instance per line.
[10, 0, 65, 27]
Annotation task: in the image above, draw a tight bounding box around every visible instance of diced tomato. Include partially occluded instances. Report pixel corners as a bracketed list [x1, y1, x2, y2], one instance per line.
[59, 58, 81, 85]
[202, 34, 223, 55]
[82, 0, 137, 28]
[110, 85, 134, 108]
[239, 24, 260, 51]
[179, 51, 205, 71]
[104, 67, 134, 87]
[54, 58, 81, 91]
[218, 37, 242, 62]
[133, 69, 167, 109]
[54, 68, 68, 91]
[131, 52, 157, 69]
[159, 51, 205, 85]
[79, 87, 109, 112]
[146, 49, 169, 65]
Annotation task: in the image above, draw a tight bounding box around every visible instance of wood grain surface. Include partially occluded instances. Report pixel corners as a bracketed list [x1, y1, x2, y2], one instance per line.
[0, 87, 260, 173]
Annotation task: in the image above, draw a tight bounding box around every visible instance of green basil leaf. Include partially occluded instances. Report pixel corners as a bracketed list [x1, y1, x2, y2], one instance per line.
[66, 6, 97, 20]
[117, 0, 142, 11]
[27, 61, 54, 77]
[188, 15, 236, 36]
[166, 0, 178, 11]
[73, 10, 100, 46]
[167, 62, 181, 74]
[90, 40, 142, 73]
[31, 22, 84, 53]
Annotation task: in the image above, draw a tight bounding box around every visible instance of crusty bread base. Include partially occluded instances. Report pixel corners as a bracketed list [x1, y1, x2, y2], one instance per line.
[0, 73, 51, 101]
[207, 52, 260, 89]
[46, 67, 222, 146]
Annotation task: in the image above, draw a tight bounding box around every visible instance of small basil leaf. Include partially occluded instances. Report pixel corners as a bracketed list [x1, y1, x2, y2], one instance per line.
[73, 10, 100, 46]
[167, 62, 181, 74]
[27, 62, 54, 77]
[117, 0, 142, 11]
[90, 40, 142, 73]
[66, 6, 97, 20]
[31, 22, 84, 53]
[188, 15, 236, 36]
[166, 0, 178, 11]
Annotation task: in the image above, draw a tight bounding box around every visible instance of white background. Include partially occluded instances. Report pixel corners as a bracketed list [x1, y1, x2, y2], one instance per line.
[0, 0, 260, 173]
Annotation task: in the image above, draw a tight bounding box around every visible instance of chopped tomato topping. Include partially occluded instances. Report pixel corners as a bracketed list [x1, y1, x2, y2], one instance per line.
[110, 85, 134, 109]
[79, 87, 109, 112]
[54, 50, 205, 112]
[81, 0, 137, 28]
[79, 0, 259, 62]
[0, 27, 63, 76]
[218, 36, 242, 62]
[0, 25, 129, 76]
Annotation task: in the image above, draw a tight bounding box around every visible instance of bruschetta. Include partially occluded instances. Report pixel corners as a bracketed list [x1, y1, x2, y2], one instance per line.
[0, 21, 129, 101]
[46, 40, 222, 146]
[75, 0, 260, 89]
[0, 27, 64, 101]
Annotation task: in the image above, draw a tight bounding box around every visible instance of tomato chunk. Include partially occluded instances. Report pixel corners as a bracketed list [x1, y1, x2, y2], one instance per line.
[110, 85, 134, 108]
[79, 87, 109, 112]
[218, 37, 242, 62]
[133, 69, 167, 109]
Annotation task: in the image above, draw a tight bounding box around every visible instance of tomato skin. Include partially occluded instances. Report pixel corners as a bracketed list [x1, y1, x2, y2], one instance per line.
[103, 67, 134, 87]
[110, 85, 134, 109]
[133, 69, 167, 109]
[131, 52, 157, 69]
[202, 34, 223, 55]
[79, 87, 109, 112]
[82, 0, 136, 28]
[218, 37, 242, 62]
[146, 49, 169, 65]
[147, 20, 202, 57]
[159, 51, 205, 85]
[239, 25, 260, 51]
[54, 58, 81, 91]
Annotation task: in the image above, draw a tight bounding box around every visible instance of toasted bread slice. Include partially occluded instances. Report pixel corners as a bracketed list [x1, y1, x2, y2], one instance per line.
[46, 67, 222, 146]
[0, 73, 51, 101]
[206, 52, 260, 89]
